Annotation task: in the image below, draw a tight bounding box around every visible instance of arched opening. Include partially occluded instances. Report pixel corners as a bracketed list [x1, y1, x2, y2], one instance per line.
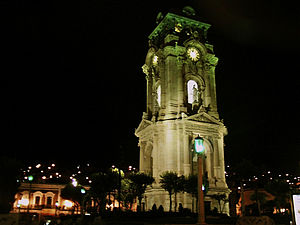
[187, 80, 199, 104]
[156, 85, 161, 107]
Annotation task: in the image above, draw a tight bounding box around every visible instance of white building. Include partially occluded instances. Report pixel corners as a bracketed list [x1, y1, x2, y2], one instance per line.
[12, 183, 78, 216]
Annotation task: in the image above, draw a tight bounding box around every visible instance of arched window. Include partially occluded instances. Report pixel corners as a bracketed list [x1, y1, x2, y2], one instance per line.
[156, 85, 161, 107]
[35, 196, 40, 206]
[46, 197, 52, 207]
[187, 80, 198, 104]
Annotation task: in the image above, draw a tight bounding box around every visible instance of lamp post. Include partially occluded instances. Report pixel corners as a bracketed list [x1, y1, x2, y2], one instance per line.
[194, 135, 206, 225]
[80, 188, 86, 219]
[27, 175, 34, 213]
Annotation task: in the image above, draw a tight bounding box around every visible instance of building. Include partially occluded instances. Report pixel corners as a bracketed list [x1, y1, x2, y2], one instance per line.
[12, 183, 79, 216]
[135, 7, 229, 213]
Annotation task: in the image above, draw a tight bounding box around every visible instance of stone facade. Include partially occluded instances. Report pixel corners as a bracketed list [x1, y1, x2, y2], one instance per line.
[135, 11, 230, 213]
[12, 183, 83, 216]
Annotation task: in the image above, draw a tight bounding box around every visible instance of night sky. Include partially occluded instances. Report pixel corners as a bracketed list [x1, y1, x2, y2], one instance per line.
[1, 0, 299, 172]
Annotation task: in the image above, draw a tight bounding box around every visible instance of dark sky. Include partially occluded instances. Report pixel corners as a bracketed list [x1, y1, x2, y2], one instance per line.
[1, 0, 299, 172]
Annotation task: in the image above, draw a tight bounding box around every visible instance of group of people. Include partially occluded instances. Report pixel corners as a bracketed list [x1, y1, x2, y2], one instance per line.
[151, 203, 184, 213]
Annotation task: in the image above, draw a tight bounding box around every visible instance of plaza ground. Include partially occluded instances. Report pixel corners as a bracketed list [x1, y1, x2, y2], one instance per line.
[1, 212, 291, 225]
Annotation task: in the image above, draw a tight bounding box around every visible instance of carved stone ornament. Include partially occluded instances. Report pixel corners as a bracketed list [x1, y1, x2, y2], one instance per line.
[205, 54, 218, 67]
[142, 64, 150, 75]
[187, 112, 224, 126]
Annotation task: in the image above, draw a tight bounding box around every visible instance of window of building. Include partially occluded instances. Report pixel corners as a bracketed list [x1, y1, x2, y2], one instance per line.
[35, 196, 40, 206]
[187, 80, 198, 104]
[46, 197, 52, 207]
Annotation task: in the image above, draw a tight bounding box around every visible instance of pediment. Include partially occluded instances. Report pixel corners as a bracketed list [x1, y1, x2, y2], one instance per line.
[186, 112, 223, 126]
[135, 119, 153, 135]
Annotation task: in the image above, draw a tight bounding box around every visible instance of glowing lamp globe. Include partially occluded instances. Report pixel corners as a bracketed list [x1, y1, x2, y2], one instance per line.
[28, 175, 34, 182]
[194, 136, 205, 154]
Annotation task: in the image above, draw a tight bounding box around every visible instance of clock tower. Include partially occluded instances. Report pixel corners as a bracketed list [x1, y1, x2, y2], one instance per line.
[135, 7, 229, 213]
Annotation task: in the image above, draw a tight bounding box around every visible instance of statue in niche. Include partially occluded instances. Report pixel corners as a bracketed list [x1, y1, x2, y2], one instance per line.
[192, 84, 204, 112]
[192, 84, 199, 103]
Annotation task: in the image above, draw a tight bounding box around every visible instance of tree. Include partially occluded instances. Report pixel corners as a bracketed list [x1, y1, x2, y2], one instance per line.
[184, 174, 197, 212]
[230, 159, 258, 216]
[250, 191, 268, 215]
[264, 180, 291, 212]
[119, 178, 135, 210]
[128, 172, 154, 212]
[61, 183, 85, 214]
[184, 174, 209, 213]
[89, 171, 119, 213]
[0, 157, 20, 213]
[210, 194, 228, 214]
[159, 171, 184, 212]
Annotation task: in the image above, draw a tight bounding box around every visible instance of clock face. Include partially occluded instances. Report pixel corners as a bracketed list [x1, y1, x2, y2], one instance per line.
[187, 47, 200, 61]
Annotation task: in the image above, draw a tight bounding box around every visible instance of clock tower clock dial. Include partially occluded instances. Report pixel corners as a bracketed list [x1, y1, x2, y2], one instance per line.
[187, 47, 200, 61]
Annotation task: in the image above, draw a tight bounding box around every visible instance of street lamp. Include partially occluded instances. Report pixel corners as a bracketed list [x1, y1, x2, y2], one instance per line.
[27, 175, 34, 213]
[194, 135, 206, 225]
[80, 188, 86, 217]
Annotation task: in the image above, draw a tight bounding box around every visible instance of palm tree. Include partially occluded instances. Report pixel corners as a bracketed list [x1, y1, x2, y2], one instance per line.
[128, 172, 154, 212]
[159, 171, 184, 212]
[210, 194, 228, 214]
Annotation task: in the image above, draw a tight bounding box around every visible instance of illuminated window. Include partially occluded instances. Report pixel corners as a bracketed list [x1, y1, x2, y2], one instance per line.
[187, 80, 198, 104]
[157, 85, 161, 107]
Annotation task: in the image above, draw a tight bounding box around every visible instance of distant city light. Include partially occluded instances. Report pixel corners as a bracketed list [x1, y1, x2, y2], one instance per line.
[72, 178, 78, 187]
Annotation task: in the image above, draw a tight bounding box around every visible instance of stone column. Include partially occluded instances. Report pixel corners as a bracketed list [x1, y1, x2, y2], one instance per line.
[217, 136, 227, 186]
[176, 56, 185, 116]
[205, 54, 219, 118]
[183, 132, 191, 176]
[139, 141, 146, 172]
[164, 122, 177, 171]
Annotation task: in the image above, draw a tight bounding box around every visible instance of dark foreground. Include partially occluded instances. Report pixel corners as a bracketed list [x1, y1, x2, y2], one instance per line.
[0, 213, 291, 225]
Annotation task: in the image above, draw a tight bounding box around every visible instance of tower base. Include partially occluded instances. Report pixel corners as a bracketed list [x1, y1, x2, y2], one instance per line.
[143, 186, 230, 215]
[144, 187, 194, 212]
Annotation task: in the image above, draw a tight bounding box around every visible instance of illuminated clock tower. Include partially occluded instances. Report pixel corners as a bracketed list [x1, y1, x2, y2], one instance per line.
[135, 7, 229, 213]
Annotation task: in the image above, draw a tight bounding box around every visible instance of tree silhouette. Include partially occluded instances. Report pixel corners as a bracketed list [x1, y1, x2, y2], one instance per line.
[128, 172, 154, 212]
[159, 171, 184, 212]
[89, 171, 119, 213]
[0, 157, 20, 213]
[61, 183, 84, 214]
